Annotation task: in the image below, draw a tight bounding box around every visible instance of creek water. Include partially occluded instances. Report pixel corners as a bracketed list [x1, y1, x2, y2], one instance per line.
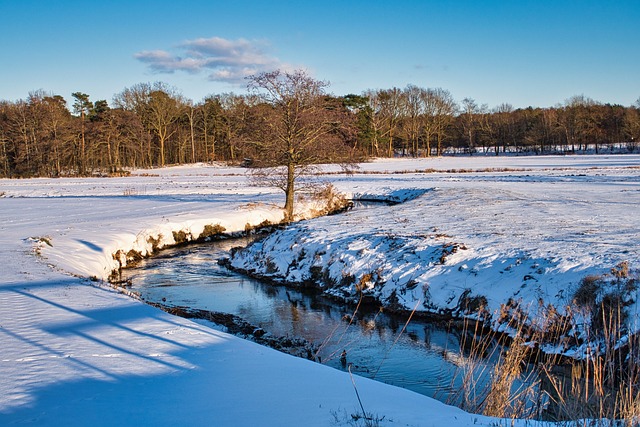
[121, 237, 513, 407]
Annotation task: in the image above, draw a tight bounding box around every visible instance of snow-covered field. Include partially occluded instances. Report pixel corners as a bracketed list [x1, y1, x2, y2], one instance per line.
[232, 155, 640, 357]
[1, 155, 638, 426]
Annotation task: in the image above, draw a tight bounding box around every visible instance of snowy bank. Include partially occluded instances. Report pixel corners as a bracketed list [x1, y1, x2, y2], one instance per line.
[230, 156, 640, 357]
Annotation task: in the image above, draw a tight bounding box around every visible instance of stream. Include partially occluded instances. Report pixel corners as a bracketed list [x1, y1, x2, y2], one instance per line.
[120, 236, 520, 408]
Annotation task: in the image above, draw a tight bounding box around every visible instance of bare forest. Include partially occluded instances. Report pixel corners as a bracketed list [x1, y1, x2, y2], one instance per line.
[1, 76, 639, 179]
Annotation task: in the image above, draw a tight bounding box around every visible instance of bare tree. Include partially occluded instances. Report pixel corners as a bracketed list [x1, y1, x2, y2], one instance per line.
[114, 83, 154, 165]
[491, 103, 515, 154]
[419, 88, 438, 157]
[401, 85, 424, 157]
[42, 95, 72, 176]
[146, 86, 184, 167]
[432, 88, 457, 156]
[217, 93, 255, 162]
[0, 101, 10, 176]
[184, 101, 197, 164]
[247, 69, 352, 221]
[624, 101, 640, 149]
[378, 88, 403, 157]
[558, 95, 598, 152]
[113, 82, 185, 167]
[460, 98, 485, 154]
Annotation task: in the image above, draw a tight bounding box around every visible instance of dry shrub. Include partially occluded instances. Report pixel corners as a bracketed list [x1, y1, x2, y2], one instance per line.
[198, 223, 226, 240]
[146, 234, 162, 252]
[172, 230, 191, 245]
[457, 289, 488, 316]
[308, 183, 352, 216]
[307, 265, 336, 288]
[612, 261, 630, 279]
[126, 249, 143, 262]
[573, 274, 603, 308]
[244, 219, 274, 233]
[340, 273, 356, 287]
[264, 257, 278, 274]
[573, 268, 636, 339]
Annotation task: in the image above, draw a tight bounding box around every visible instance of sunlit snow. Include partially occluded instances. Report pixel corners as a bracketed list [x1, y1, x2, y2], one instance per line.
[1, 155, 638, 426]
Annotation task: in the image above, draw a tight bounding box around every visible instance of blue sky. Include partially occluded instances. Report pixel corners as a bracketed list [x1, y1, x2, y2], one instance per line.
[1, 0, 639, 109]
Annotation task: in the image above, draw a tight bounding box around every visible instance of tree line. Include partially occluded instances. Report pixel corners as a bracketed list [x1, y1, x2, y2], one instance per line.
[1, 76, 639, 178]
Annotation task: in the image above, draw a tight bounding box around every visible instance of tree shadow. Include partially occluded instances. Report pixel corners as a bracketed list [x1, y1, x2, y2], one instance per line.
[75, 239, 103, 253]
[0, 277, 241, 425]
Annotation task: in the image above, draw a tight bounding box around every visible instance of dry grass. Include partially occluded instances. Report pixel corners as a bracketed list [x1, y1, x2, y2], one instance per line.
[198, 223, 226, 240]
[450, 293, 640, 425]
[447, 261, 639, 424]
[449, 318, 541, 420]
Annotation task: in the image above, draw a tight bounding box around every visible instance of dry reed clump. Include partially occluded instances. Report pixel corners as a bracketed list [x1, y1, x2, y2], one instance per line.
[538, 326, 640, 424]
[306, 183, 352, 217]
[449, 318, 541, 420]
[456, 289, 489, 316]
[483, 335, 534, 418]
[146, 234, 163, 252]
[571, 262, 637, 339]
[198, 223, 226, 240]
[125, 249, 143, 263]
[495, 298, 531, 333]
[244, 219, 274, 233]
[172, 230, 192, 245]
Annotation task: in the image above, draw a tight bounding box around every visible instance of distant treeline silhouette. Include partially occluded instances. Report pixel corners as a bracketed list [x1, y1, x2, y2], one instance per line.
[1, 81, 638, 178]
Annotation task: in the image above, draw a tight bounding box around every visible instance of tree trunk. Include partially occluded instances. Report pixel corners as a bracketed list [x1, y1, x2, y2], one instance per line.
[203, 119, 209, 161]
[425, 130, 431, 157]
[79, 111, 86, 175]
[159, 136, 165, 167]
[284, 160, 295, 222]
[189, 108, 196, 163]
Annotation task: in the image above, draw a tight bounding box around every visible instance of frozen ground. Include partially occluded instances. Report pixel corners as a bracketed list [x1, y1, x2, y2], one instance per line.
[1, 155, 638, 426]
[233, 156, 640, 356]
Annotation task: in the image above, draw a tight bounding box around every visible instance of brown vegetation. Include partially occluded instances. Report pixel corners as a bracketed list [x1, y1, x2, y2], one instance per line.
[447, 261, 640, 424]
[2, 82, 638, 180]
[198, 223, 226, 241]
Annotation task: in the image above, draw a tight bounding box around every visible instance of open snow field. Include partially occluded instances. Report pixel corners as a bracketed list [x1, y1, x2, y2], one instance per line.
[1, 155, 639, 426]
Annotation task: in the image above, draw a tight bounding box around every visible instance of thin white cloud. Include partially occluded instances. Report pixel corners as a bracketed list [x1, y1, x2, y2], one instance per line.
[134, 37, 288, 84]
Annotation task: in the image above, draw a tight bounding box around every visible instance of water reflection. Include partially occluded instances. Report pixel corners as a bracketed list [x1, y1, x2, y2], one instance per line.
[121, 239, 500, 404]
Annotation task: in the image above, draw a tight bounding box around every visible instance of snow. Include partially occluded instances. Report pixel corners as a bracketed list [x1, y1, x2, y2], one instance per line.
[232, 156, 640, 357]
[1, 155, 638, 426]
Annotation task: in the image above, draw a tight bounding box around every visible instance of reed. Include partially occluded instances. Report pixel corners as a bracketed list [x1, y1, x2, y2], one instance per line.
[450, 299, 640, 425]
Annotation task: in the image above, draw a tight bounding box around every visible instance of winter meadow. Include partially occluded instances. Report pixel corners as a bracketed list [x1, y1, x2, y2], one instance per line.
[2, 2, 640, 425]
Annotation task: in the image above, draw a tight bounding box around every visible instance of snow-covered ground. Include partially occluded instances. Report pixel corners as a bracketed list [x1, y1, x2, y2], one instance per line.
[233, 156, 640, 357]
[1, 155, 638, 426]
